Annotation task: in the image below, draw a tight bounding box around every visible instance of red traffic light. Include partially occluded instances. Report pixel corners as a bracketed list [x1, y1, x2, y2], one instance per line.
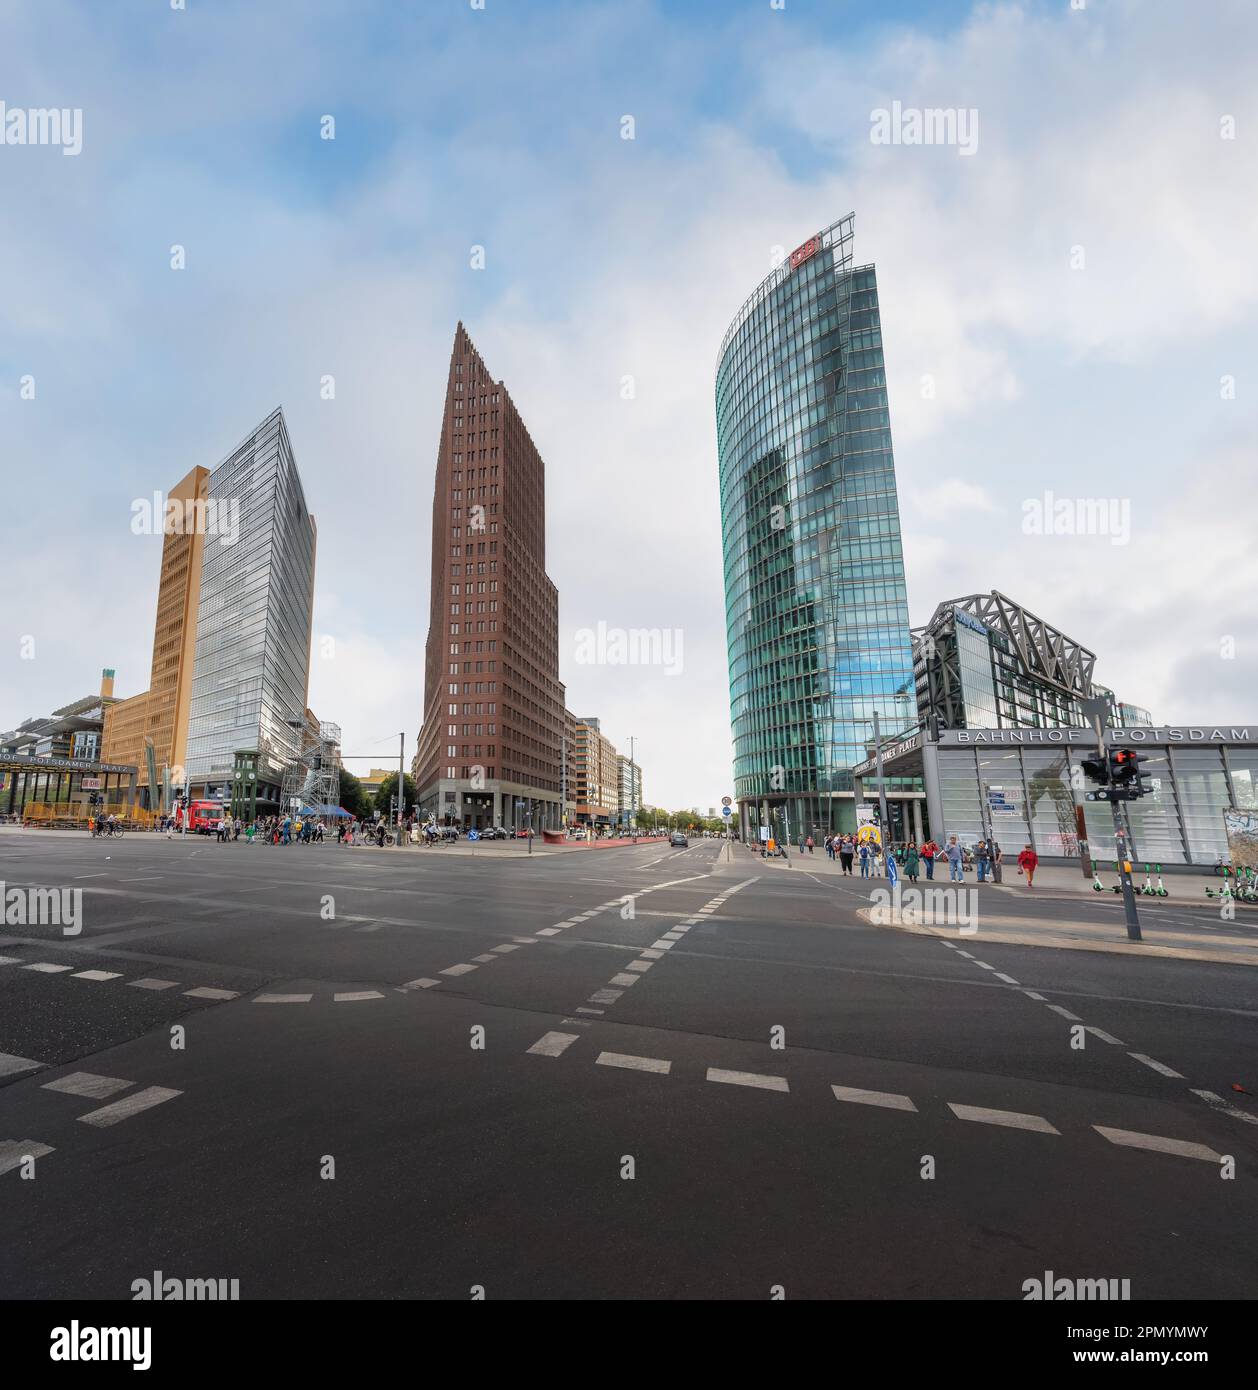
[1109, 748, 1141, 785]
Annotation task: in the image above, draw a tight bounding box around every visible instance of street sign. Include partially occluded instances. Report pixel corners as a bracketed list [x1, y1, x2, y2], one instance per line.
[721, 796, 732, 806]
[721, 806, 732, 817]
[467, 829, 480, 841]
[758, 825, 770, 842]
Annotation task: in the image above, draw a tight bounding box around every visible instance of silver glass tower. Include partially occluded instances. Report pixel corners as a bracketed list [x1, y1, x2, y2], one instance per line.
[184, 408, 316, 803]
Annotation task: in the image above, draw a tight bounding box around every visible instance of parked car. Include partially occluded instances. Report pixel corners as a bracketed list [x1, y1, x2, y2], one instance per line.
[484, 825, 509, 840]
[572, 827, 587, 840]
[670, 831, 688, 848]
[514, 827, 533, 839]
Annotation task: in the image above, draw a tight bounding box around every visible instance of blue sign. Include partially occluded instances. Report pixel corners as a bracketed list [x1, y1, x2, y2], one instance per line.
[467, 829, 480, 841]
[886, 855, 899, 887]
[721, 806, 732, 817]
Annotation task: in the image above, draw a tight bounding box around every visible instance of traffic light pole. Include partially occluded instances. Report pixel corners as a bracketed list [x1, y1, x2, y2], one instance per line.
[1111, 808, 1142, 942]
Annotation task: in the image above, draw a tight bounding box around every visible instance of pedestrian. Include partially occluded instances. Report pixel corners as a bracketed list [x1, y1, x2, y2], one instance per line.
[904, 842, 920, 882]
[991, 838, 1003, 884]
[975, 839, 990, 883]
[921, 838, 938, 879]
[806, 834, 814, 854]
[944, 835, 964, 882]
[858, 839, 870, 879]
[839, 834, 854, 875]
[1017, 843, 1038, 887]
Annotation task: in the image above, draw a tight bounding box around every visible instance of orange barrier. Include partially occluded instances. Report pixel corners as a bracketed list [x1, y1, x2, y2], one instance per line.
[21, 801, 155, 829]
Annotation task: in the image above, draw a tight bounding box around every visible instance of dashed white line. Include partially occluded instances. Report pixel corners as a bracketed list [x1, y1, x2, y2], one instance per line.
[440, 963, 478, 976]
[0, 1140, 54, 1175]
[1046, 1004, 1083, 1022]
[253, 993, 313, 1004]
[23, 963, 72, 974]
[994, 973, 1020, 985]
[71, 970, 123, 982]
[1094, 1125, 1222, 1162]
[597, 1052, 671, 1075]
[589, 988, 623, 1004]
[706, 1068, 789, 1093]
[1190, 1089, 1258, 1126]
[398, 978, 440, 991]
[77, 1086, 182, 1127]
[1083, 1027, 1125, 1046]
[527, 1031, 580, 1058]
[184, 987, 238, 1000]
[831, 1085, 917, 1112]
[42, 1072, 133, 1099]
[127, 978, 180, 991]
[334, 991, 385, 1002]
[948, 1103, 1059, 1135]
[0, 1053, 45, 1078]
[1128, 1053, 1184, 1079]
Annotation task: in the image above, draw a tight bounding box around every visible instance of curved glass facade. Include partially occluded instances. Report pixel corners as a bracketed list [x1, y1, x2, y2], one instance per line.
[717, 215, 914, 839]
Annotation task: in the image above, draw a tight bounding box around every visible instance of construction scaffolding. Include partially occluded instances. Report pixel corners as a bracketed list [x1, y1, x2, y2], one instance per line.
[279, 719, 342, 816]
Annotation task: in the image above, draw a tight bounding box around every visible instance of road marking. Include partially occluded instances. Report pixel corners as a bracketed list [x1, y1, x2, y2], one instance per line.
[398, 978, 440, 991]
[334, 991, 384, 1002]
[625, 960, 653, 972]
[513, 937, 539, 944]
[1046, 1004, 1083, 1021]
[1128, 1053, 1184, 1079]
[42, 1072, 133, 1099]
[184, 987, 239, 1000]
[956, 950, 974, 959]
[608, 973, 639, 987]
[707, 1068, 789, 1093]
[1022, 990, 1047, 1001]
[0, 1053, 45, 1078]
[0, 1140, 54, 1175]
[1190, 1089, 1258, 1126]
[1094, 1125, 1222, 1162]
[127, 978, 181, 990]
[71, 969, 123, 982]
[0, 955, 22, 965]
[589, 988, 623, 1004]
[948, 1103, 1059, 1135]
[576, 1006, 604, 1015]
[975, 961, 996, 971]
[492, 944, 521, 953]
[23, 962, 73, 973]
[995, 973, 1020, 985]
[77, 1086, 182, 1127]
[440, 963, 477, 976]
[472, 954, 498, 963]
[938, 941, 957, 949]
[254, 993, 313, 1004]
[597, 1052, 671, 1074]
[527, 1031, 580, 1058]
[74, 872, 107, 879]
[536, 928, 562, 936]
[354, 924, 381, 933]
[640, 948, 664, 959]
[661, 931, 684, 940]
[1083, 1027, 1125, 1046]
[650, 940, 675, 950]
[831, 1085, 917, 1112]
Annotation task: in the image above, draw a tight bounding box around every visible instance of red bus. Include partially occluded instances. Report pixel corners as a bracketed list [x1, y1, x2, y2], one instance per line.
[187, 800, 223, 835]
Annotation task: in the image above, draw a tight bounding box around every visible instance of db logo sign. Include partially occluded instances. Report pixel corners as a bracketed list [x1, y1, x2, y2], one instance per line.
[789, 237, 819, 269]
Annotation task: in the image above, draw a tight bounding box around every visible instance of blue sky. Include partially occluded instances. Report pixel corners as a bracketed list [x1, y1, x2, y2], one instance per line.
[2, 0, 1256, 808]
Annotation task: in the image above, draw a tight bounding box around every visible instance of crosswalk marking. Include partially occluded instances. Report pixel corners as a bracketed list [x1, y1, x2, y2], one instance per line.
[706, 1068, 789, 1093]
[472, 954, 498, 963]
[588, 988, 623, 1004]
[71, 970, 123, 982]
[23, 962, 72, 973]
[1189, 1089, 1258, 1127]
[1046, 1004, 1082, 1021]
[333, 991, 384, 1002]
[184, 987, 238, 1000]
[597, 1052, 671, 1075]
[625, 960, 653, 972]
[831, 1085, 917, 1112]
[43, 1072, 133, 1099]
[527, 1031, 580, 1058]
[608, 973, 639, 987]
[1094, 1125, 1222, 1162]
[639, 948, 664, 959]
[948, 1103, 1059, 1135]
[995, 973, 1019, 985]
[439, 963, 477, 976]
[0, 955, 22, 965]
[1022, 990, 1047, 1001]
[127, 978, 180, 991]
[0, 1053, 45, 1078]
[575, 1006, 604, 1015]
[536, 928, 561, 936]
[398, 978, 440, 991]
[492, 944, 520, 953]
[0, 1140, 54, 1175]
[650, 940, 675, 950]
[77, 1086, 182, 1127]
[253, 993, 313, 1004]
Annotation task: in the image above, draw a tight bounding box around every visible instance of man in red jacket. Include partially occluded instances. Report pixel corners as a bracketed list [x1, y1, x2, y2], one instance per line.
[1017, 844, 1038, 887]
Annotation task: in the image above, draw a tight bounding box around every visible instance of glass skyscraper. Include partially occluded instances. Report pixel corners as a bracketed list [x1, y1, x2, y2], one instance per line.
[184, 407, 317, 803]
[716, 214, 915, 841]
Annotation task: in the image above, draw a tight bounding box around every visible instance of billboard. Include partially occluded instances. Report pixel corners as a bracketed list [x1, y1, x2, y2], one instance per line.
[1224, 809, 1258, 870]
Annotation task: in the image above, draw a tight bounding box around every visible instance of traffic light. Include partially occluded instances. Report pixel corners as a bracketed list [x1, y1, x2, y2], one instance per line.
[1109, 748, 1141, 787]
[1080, 755, 1108, 784]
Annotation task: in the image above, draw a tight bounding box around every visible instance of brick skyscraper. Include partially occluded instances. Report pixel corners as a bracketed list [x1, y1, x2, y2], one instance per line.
[414, 324, 566, 831]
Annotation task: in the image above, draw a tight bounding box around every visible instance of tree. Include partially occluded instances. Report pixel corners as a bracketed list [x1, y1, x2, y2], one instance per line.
[338, 768, 372, 820]
[374, 772, 417, 819]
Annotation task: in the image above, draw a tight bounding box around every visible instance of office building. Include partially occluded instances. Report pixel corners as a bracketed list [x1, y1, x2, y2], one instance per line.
[617, 752, 642, 829]
[717, 214, 915, 845]
[103, 409, 318, 813]
[414, 324, 566, 831]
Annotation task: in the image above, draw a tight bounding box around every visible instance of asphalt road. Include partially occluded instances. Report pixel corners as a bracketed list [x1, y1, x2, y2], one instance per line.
[1, 831, 1255, 1300]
